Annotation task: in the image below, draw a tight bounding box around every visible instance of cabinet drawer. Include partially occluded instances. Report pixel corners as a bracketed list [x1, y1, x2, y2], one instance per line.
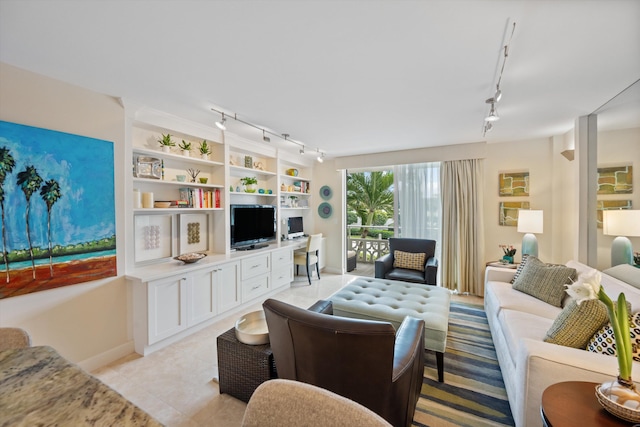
[271, 265, 293, 289]
[241, 254, 270, 280]
[271, 248, 293, 268]
[242, 275, 270, 302]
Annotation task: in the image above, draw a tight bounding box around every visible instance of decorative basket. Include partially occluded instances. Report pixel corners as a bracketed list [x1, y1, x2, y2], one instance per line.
[595, 384, 640, 423]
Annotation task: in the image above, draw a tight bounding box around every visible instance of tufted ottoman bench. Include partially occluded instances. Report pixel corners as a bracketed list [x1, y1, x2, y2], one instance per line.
[329, 277, 451, 382]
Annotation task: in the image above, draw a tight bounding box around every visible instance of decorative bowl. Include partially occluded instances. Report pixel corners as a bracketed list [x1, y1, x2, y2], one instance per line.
[154, 201, 171, 208]
[596, 383, 640, 423]
[174, 252, 207, 264]
[286, 168, 298, 176]
[235, 310, 269, 345]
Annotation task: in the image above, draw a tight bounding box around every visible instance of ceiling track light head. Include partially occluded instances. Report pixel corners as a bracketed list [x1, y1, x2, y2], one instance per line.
[262, 130, 270, 143]
[299, 146, 305, 155]
[215, 112, 227, 130]
[494, 86, 502, 103]
[282, 133, 289, 140]
[484, 102, 500, 122]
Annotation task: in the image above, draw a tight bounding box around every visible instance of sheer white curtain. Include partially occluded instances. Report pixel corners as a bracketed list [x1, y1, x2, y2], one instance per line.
[395, 162, 442, 283]
[440, 159, 485, 295]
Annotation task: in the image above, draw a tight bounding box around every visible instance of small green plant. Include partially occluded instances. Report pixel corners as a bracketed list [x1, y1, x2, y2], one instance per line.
[199, 140, 212, 155]
[178, 140, 192, 150]
[241, 177, 258, 186]
[158, 133, 175, 147]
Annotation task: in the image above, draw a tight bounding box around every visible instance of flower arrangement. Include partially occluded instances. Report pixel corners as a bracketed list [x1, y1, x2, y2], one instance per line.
[566, 269, 634, 387]
[499, 245, 516, 257]
[634, 252, 640, 266]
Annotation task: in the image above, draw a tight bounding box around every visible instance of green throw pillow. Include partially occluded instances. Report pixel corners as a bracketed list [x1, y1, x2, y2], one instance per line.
[544, 298, 609, 349]
[511, 256, 576, 307]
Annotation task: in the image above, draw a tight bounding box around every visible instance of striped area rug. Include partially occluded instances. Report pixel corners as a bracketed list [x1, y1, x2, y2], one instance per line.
[413, 301, 515, 427]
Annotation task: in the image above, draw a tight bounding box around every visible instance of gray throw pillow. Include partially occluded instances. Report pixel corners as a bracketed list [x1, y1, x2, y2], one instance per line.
[511, 256, 577, 307]
[544, 298, 609, 349]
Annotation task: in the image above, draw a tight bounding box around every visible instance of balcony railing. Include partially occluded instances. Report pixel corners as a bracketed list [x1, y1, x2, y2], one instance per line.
[348, 237, 390, 264]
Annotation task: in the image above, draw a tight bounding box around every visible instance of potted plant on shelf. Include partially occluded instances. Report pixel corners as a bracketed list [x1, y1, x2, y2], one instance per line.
[178, 140, 192, 156]
[199, 140, 212, 160]
[158, 133, 175, 153]
[241, 177, 258, 193]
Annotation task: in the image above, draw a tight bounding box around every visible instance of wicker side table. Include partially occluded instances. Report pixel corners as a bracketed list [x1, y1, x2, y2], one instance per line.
[216, 327, 277, 402]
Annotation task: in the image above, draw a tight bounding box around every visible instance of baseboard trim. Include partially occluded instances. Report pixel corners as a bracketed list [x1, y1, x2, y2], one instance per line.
[79, 341, 135, 372]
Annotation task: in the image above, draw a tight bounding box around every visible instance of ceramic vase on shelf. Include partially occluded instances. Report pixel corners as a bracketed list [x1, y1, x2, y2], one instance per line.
[596, 378, 640, 422]
[182, 150, 190, 157]
[502, 255, 514, 264]
[245, 184, 257, 193]
[161, 146, 171, 153]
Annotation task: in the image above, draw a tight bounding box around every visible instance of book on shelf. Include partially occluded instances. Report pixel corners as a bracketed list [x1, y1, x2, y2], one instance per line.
[178, 188, 221, 208]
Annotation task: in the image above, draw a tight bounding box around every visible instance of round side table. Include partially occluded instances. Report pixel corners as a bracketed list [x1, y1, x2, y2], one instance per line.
[541, 381, 631, 426]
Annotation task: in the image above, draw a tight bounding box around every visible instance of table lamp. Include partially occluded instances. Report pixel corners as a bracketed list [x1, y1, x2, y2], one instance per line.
[603, 210, 640, 267]
[517, 210, 543, 257]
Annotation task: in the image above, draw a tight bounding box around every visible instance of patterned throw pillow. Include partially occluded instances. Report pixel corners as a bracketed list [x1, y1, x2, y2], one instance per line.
[544, 298, 609, 348]
[587, 312, 640, 362]
[510, 254, 529, 284]
[511, 256, 577, 307]
[393, 250, 426, 272]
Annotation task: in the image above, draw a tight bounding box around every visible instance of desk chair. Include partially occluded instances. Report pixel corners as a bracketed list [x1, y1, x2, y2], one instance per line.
[294, 233, 322, 285]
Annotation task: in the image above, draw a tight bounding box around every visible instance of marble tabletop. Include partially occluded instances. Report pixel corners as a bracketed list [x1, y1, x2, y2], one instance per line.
[0, 346, 163, 426]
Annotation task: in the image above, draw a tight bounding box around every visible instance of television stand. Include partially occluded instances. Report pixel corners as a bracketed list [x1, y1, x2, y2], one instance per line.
[235, 243, 268, 251]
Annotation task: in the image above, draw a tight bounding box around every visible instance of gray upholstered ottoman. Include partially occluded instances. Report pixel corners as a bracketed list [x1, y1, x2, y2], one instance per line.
[329, 277, 451, 382]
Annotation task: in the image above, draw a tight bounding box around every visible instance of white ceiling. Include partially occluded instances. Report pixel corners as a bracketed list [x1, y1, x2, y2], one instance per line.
[1, 0, 639, 159]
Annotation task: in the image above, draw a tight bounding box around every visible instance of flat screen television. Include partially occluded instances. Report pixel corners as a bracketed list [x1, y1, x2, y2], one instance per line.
[287, 216, 304, 239]
[230, 204, 277, 250]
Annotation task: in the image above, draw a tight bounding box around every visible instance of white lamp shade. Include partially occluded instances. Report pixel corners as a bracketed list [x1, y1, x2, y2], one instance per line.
[517, 210, 544, 234]
[603, 210, 640, 237]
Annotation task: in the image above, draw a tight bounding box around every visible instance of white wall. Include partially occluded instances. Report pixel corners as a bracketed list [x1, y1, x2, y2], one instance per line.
[0, 62, 130, 369]
[312, 159, 344, 273]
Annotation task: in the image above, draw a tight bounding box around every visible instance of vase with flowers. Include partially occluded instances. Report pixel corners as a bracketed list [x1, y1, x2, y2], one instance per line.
[500, 244, 516, 264]
[634, 252, 640, 268]
[566, 269, 640, 422]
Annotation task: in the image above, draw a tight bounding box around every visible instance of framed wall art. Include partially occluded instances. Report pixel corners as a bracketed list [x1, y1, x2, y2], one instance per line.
[134, 214, 173, 263]
[179, 213, 208, 254]
[0, 120, 116, 299]
[499, 201, 531, 227]
[597, 165, 632, 194]
[499, 171, 530, 197]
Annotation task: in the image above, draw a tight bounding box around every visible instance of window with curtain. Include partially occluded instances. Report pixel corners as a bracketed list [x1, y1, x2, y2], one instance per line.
[395, 162, 442, 281]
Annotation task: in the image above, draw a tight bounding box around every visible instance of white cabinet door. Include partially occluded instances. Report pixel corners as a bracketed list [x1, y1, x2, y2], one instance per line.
[148, 275, 187, 344]
[187, 268, 216, 326]
[216, 261, 241, 314]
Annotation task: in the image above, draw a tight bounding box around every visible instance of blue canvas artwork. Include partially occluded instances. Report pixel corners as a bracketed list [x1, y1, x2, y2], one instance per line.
[0, 120, 116, 298]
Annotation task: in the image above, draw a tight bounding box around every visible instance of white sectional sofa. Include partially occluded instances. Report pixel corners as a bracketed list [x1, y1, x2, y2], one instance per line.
[484, 260, 640, 427]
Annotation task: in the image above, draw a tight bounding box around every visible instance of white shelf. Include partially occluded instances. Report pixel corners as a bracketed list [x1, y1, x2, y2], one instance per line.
[133, 147, 224, 167]
[281, 191, 311, 197]
[133, 177, 224, 189]
[230, 165, 277, 177]
[280, 174, 311, 182]
[133, 207, 223, 213]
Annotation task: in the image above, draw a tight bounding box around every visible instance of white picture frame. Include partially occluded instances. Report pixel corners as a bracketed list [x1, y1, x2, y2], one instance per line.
[134, 214, 173, 263]
[179, 213, 208, 254]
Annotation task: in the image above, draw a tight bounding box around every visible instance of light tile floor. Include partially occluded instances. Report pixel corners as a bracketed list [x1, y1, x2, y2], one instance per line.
[92, 273, 356, 427]
[93, 272, 482, 426]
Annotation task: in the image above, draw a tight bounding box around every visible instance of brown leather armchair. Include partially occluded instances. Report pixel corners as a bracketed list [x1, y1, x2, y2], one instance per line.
[263, 298, 425, 427]
[375, 238, 438, 285]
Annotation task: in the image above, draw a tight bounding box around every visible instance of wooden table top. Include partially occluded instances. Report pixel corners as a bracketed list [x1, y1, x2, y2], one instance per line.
[541, 381, 633, 426]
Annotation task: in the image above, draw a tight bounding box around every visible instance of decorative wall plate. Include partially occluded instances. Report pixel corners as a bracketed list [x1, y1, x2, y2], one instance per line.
[318, 202, 333, 219]
[319, 185, 333, 200]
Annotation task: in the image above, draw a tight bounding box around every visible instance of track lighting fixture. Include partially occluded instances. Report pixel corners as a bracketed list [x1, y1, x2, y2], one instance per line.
[316, 150, 324, 163]
[484, 100, 499, 122]
[215, 113, 227, 130]
[210, 107, 323, 158]
[481, 21, 515, 135]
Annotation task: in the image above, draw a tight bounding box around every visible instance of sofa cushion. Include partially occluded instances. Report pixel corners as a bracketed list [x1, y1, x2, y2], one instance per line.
[543, 298, 609, 349]
[485, 280, 561, 321]
[499, 308, 554, 365]
[512, 256, 577, 307]
[393, 250, 426, 272]
[587, 311, 640, 362]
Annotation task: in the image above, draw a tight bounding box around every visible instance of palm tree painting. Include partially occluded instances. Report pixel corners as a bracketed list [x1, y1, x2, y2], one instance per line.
[0, 121, 116, 299]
